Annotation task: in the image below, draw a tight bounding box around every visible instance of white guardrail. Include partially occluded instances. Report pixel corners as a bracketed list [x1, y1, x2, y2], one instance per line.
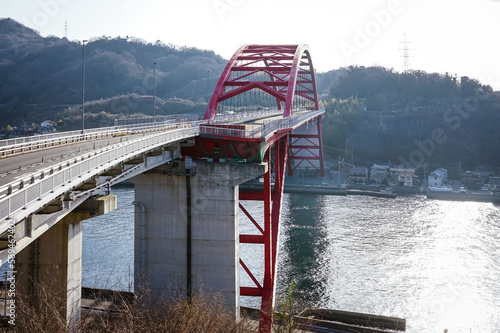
[0, 109, 317, 226]
[0, 122, 177, 157]
[0, 126, 199, 228]
[0, 110, 282, 157]
[0, 109, 285, 226]
[200, 110, 324, 139]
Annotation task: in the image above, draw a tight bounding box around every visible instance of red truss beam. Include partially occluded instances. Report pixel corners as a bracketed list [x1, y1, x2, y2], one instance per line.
[287, 117, 325, 177]
[239, 135, 289, 333]
[193, 44, 324, 333]
[204, 44, 319, 120]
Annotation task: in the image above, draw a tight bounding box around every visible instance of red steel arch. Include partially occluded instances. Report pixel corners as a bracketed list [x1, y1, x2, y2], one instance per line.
[192, 44, 324, 332]
[204, 44, 319, 121]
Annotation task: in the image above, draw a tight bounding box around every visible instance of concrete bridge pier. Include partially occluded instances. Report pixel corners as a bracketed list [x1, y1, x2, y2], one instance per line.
[132, 159, 265, 319]
[15, 195, 117, 325]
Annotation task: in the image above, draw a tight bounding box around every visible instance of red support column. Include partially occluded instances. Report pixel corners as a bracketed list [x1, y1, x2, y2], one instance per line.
[317, 116, 326, 178]
[238, 136, 290, 333]
[271, 136, 289, 273]
[259, 149, 273, 332]
[259, 135, 289, 333]
[287, 149, 294, 177]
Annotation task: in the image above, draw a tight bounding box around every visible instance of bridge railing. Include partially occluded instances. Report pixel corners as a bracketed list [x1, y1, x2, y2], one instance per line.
[0, 109, 281, 158]
[114, 114, 202, 126]
[200, 110, 324, 139]
[0, 126, 199, 227]
[0, 108, 310, 225]
[212, 109, 283, 123]
[0, 121, 190, 158]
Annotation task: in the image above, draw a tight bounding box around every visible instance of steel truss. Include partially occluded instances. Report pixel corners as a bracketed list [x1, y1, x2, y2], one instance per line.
[204, 44, 319, 121]
[239, 134, 289, 332]
[198, 44, 323, 332]
[287, 116, 326, 177]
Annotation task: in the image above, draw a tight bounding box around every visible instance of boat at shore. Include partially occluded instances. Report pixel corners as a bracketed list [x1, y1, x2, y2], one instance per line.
[428, 185, 453, 192]
[380, 186, 394, 194]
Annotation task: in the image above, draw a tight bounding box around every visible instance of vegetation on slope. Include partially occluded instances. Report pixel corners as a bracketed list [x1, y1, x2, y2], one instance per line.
[1, 18, 499, 171]
[0, 18, 225, 128]
[321, 66, 500, 172]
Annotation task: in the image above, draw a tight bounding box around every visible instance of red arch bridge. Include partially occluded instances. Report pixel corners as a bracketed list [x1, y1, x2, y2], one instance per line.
[0, 44, 325, 332]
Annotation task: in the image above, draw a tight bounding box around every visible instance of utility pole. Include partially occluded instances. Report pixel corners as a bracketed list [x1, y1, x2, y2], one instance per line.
[207, 70, 210, 101]
[153, 62, 157, 122]
[81, 39, 87, 134]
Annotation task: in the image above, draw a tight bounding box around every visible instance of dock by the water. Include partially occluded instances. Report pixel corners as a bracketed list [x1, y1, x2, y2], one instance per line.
[347, 189, 397, 198]
[240, 182, 398, 198]
[285, 184, 347, 196]
[427, 190, 500, 204]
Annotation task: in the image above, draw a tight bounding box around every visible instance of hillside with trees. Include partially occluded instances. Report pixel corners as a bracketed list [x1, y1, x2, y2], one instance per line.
[321, 66, 500, 173]
[0, 18, 226, 129]
[1, 18, 499, 172]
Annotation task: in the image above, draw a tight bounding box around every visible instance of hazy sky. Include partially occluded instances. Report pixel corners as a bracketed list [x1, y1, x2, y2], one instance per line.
[1, 0, 500, 90]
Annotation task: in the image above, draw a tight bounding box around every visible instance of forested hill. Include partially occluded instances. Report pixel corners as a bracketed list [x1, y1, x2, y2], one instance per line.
[323, 66, 500, 172]
[1, 18, 499, 171]
[0, 18, 227, 127]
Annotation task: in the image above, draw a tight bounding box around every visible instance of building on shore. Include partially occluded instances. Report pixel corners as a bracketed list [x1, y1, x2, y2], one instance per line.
[428, 168, 448, 188]
[349, 167, 369, 184]
[461, 171, 484, 190]
[369, 164, 389, 185]
[389, 166, 416, 187]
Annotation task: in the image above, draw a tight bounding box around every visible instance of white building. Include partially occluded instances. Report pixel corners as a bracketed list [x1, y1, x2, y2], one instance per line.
[428, 168, 448, 188]
[389, 166, 415, 187]
[40, 120, 56, 133]
[370, 164, 389, 184]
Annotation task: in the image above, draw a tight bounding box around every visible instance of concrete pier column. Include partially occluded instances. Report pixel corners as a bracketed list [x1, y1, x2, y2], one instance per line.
[16, 215, 82, 323]
[132, 160, 264, 317]
[15, 195, 117, 325]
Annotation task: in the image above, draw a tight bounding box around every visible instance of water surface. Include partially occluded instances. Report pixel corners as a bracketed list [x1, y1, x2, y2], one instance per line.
[83, 187, 500, 332]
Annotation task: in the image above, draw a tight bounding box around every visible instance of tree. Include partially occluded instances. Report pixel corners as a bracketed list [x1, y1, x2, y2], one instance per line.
[322, 97, 364, 152]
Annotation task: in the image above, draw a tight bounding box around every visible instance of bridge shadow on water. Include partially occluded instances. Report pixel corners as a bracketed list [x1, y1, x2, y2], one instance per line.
[277, 193, 331, 307]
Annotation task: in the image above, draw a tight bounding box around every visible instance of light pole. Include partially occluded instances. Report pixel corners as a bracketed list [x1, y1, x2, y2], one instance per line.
[153, 62, 157, 122]
[81, 39, 88, 134]
[207, 70, 210, 101]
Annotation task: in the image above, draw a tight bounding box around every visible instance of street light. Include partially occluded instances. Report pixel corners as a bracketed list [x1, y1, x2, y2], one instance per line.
[81, 39, 88, 134]
[153, 62, 157, 122]
[206, 70, 210, 100]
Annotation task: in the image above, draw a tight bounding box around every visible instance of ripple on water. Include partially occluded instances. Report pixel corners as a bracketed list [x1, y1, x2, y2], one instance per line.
[81, 188, 500, 332]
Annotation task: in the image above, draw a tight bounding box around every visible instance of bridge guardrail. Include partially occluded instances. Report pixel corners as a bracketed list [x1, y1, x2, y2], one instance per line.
[0, 109, 300, 227]
[0, 126, 199, 228]
[0, 110, 282, 158]
[200, 110, 324, 139]
[0, 121, 188, 158]
[262, 110, 324, 137]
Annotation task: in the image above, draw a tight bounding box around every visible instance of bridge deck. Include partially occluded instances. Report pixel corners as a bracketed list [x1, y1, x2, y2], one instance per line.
[183, 110, 323, 162]
[0, 110, 323, 266]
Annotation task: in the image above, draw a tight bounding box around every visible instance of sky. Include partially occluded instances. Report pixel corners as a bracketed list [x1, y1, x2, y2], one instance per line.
[1, 0, 500, 90]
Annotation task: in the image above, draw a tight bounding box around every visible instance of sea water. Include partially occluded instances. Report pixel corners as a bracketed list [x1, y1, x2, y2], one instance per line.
[82, 186, 500, 333]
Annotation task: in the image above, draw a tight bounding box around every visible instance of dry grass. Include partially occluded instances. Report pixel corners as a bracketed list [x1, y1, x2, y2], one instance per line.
[0, 284, 255, 333]
[0, 275, 310, 333]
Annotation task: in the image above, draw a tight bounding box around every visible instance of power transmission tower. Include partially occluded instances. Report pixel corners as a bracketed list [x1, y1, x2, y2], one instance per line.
[64, 20, 68, 38]
[400, 33, 412, 73]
